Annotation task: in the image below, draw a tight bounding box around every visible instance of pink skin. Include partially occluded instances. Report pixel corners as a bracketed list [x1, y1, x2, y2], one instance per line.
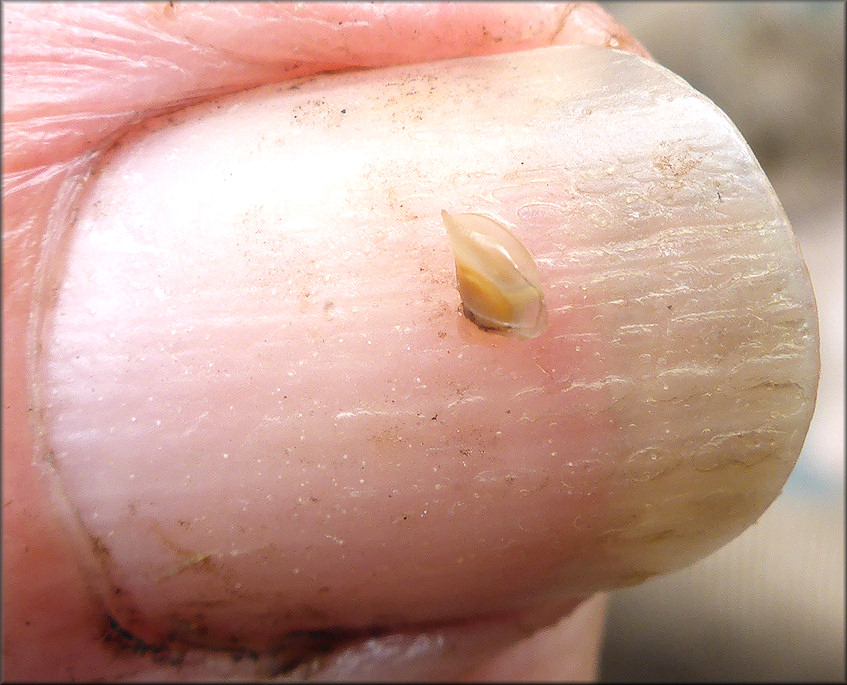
[3, 3, 649, 680]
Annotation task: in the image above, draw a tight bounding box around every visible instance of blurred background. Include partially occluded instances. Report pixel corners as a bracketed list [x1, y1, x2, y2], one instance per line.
[598, 2, 844, 681]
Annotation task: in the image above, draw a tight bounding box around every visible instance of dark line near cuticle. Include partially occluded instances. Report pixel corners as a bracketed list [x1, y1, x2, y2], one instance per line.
[101, 613, 174, 661]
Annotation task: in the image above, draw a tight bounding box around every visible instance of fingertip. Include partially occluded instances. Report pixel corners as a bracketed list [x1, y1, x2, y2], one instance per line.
[553, 2, 652, 59]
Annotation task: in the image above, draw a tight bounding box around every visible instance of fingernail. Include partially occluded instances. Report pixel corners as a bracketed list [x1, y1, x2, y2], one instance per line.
[32, 46, 818, 654]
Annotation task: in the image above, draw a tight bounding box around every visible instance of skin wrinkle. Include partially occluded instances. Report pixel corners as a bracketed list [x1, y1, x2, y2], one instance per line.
[5, 17, 255, 169]
[3, 158, 91, 304]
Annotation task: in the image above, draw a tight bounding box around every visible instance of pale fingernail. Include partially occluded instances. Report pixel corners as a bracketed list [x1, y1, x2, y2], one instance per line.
[31, 46, 818, 655]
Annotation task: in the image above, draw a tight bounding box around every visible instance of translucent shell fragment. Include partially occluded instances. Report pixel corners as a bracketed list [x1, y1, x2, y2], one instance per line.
[441, 210, 547, 339]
